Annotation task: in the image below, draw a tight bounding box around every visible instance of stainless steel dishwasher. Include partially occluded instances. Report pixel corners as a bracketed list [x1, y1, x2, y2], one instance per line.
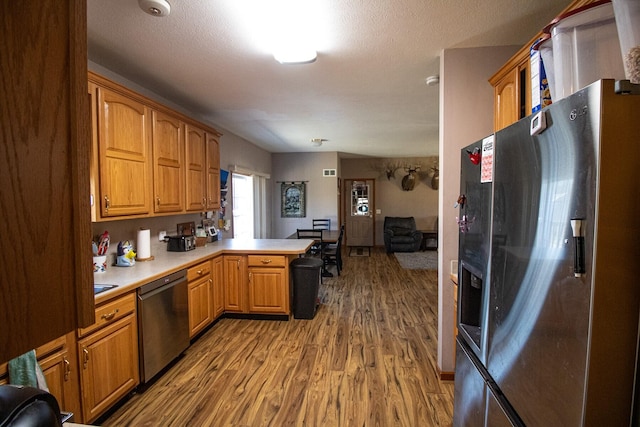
[137, 269, 189, 383]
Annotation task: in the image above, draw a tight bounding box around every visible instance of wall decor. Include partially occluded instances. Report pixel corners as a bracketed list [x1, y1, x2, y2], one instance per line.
[281, 182, 306, 218]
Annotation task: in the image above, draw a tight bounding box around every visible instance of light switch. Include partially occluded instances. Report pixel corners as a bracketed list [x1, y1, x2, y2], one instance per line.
[376, 209, 381, 214]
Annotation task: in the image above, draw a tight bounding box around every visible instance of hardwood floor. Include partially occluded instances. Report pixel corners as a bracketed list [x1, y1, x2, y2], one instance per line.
[102, 247, 454, 426]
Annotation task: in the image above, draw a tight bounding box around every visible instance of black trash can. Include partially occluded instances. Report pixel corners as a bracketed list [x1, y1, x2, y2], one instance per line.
[291, 257, 323, 319]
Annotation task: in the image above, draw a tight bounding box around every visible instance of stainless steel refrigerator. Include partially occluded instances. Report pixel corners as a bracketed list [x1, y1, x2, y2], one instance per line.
[453, 79, 640, 426]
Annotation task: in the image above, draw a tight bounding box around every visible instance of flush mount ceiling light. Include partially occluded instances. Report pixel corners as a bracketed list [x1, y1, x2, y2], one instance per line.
[311, 138, 326, 147]
[271, 1, 317, 64]
[274, 46, 317, 64]
[138, 0, 171, 17]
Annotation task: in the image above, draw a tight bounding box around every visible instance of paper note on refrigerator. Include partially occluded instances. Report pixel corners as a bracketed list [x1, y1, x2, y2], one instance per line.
[481, 135, 494, 183]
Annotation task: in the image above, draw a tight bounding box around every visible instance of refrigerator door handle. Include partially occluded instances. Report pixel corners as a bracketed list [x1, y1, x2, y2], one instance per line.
[570, 219, 586, 277]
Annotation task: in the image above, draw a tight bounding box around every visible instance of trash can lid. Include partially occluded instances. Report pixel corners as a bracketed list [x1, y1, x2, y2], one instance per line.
[291, 257, 324, 268]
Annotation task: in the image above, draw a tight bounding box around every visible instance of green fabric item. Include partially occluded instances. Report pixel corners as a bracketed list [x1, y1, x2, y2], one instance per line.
[8, 349, 44, 389]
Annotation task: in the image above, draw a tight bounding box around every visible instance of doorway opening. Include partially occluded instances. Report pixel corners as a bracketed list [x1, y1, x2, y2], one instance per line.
[232, 173, 254, 239]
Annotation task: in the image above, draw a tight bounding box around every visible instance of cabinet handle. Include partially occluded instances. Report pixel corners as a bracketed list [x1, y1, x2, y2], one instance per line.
[197, 269, 203, 275]
[82, 348, 89, 369]
[202, 197, 206, 206]
[248, 272, 252, 281]
[156, 196, 160, 206]
[63, 356, 70, 381]
[104, 195, 110, 212]
[101, 308, 119, 321]
[237, 260, 240, 269]
[261, 259, 272, 264]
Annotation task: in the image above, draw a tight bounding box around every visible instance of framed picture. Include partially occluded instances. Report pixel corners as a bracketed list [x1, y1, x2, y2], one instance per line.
[281, 182, 306, 218]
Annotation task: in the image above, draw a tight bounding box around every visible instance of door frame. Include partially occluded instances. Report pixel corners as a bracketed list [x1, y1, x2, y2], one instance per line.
[342, 178, 376, 247]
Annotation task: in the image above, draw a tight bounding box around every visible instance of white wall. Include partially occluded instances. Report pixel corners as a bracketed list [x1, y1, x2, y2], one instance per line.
[438, 46, 519, 375]
[271, 152, 339, 238]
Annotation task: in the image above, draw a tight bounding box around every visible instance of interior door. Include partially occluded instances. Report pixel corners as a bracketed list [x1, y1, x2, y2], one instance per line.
[345, 179, 374, 247]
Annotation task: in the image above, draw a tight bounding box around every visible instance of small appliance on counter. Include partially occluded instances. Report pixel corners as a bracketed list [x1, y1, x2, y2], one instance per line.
[166, 221, 197, 251]
[201, 219, 219, 243]
[165, 235, 196, 252]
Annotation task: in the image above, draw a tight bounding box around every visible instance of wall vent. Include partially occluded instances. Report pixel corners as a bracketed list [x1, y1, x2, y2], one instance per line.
[322, 169, 337, 177]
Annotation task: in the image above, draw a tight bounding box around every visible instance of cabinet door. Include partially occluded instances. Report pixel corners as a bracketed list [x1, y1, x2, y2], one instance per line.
[206, 133, 220, 210]
[188, 275, 213, 338]
[223, 256, 246, 312]
[97, 87, 152, 216]
[185, 124, 206, 211]
[1, 1, 94, 361]
[248, 267, 288, 314]
[38, 333, 81, 418]
[212, 256, 225, 318]
[493, 67, 519, 131]
[153, 110, 184, 213]
[78, 314, 139, 423]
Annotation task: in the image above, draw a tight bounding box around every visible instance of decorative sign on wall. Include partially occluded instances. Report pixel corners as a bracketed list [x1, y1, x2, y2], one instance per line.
[280, 182, 306, 218]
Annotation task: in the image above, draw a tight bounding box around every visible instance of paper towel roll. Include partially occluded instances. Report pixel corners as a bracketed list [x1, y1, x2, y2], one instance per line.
[137, 228, 151, 259]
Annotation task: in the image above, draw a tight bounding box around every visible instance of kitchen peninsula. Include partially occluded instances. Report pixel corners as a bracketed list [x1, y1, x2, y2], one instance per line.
[94, 238, 313, 305]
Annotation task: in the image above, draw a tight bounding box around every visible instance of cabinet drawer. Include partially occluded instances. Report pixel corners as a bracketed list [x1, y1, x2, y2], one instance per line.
[188, 260, 211, 281]
[79, 292, 136, 338]
[247, 255, 286, 267]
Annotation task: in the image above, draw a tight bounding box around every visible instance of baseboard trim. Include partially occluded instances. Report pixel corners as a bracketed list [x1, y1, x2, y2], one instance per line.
[439, 370, 455, 381]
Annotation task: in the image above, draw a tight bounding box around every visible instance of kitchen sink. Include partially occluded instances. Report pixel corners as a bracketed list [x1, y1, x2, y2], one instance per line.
[94, 284, 117, 295]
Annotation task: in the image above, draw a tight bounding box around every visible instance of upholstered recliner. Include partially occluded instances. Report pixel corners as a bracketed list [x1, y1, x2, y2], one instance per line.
[383, 216, 422, 253]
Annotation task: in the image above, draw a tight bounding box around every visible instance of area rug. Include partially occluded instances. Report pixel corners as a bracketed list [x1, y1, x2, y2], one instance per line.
[394, 251, 438, 270]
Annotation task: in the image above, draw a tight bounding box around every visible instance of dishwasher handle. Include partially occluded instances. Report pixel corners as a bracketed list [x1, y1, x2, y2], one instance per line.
[138, 269, 187, 297]
[138, 277, 187, 301]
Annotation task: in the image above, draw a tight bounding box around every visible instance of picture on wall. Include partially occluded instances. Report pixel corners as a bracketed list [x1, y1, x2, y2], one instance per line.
[281, 182, 306, 218]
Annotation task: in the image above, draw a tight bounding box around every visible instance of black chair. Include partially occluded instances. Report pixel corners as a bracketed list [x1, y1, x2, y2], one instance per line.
[296, 228, 324, 256]
[312, 218, 331, 230]
[383, 216, 422, 253]
[323, 225, 344, 276]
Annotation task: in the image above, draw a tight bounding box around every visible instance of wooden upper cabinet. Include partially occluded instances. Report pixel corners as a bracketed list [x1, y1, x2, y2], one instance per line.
[490, 52, 529, 131]
[206, 132, 221, 210]
[185, 124, 207, 211]
[492, 67, 520, 131]
[1, 1, 94, 361]
[489, 0, 598, 132]
[152, 110, 185, 213]
[96, 87, 152, 217]
[89, 73, 222, 220]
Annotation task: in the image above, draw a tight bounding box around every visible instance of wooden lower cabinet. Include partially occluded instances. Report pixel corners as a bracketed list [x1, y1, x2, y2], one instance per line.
[0, 333, 82, 419]
[247, 255, 289, 314]
[188, 261, 213, 337]
[222, 255, 290, 315]
[38, 332, 82, 419]
[77, 293, 139, 423]
[212, 256, 225, 318]
[223, 255, 247, 312]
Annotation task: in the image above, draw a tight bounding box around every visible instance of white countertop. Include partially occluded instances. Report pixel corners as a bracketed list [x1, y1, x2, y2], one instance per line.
[93, 238, 313, 303]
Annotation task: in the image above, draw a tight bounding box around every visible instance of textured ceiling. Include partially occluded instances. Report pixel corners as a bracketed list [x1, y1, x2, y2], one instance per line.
[87, 0, 570, 158]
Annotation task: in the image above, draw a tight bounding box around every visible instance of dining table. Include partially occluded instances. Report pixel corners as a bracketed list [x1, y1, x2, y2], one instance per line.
[287, 229, 341, 244]
[288, 229, 342, 277]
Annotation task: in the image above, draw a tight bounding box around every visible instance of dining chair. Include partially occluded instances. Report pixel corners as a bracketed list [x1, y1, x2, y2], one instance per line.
[323, 225, 344, 275]
[312, 218, 331, 230]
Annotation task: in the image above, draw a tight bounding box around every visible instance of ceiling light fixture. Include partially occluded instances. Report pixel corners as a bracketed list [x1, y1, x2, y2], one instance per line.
[311, 138, 326, 147]
[138, 0, 171, 17]
[425, 75, 440, 86]
[274, 47, 317, 64]
[271, 1, 317, 64]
